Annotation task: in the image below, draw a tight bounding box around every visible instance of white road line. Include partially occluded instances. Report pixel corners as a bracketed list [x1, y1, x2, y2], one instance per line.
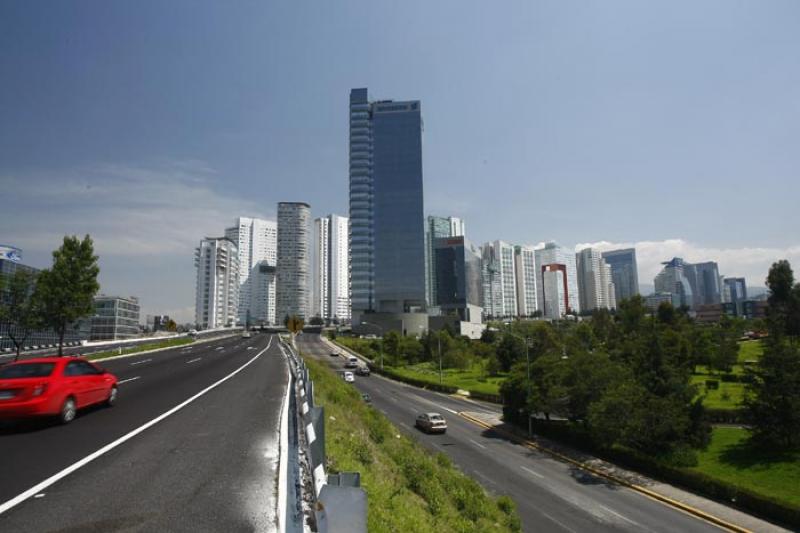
[410, 393, 458, 414]
[521, 465, 544, 479]
[599, 504, 640, 527]
[542, 512, 578, 533]
[129, 358, 152, 366]
[0, 338, 272, 516]
[186, 357, 202, 364]
[468, 438, 487, 449]
[117, 376, 141, 385]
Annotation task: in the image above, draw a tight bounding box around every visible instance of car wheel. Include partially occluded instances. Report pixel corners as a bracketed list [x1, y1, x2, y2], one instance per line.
[106, 386, 118, 407]
[60, 397, 77, 424]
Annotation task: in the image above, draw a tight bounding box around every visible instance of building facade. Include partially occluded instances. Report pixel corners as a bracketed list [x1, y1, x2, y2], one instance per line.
[576, 248, 616, 312]
[688, 261, 722, 307]
[90, 295, 140, 340]
[194, 237, 240, 329]
[722, 277, 748, 315]
[349, 88, 426, 319]
[434, 236, 483, 320]
[225, 217, 278, 326]
[276, 202, 311, 321]
[425, 215, 465, 309]
[653, 257, 694, 309]
[514, 245, 538, 317]
[601, 248, 639, 304]
[312, 214, 350, 322]
[481, 240, 517, 319]
[535, 242, 580, 318]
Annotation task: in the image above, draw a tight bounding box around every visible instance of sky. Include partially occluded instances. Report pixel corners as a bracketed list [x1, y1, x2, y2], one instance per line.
[1, 1, 799, 322]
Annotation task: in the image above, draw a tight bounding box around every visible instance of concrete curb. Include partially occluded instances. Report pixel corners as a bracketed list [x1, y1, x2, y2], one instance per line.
[86, 334, 239, 363]
[457, 411, 752, 533]
[277, 349, 291, 533]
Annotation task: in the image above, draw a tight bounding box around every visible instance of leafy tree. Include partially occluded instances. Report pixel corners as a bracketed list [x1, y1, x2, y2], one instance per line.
[309, 315, 324, 326]
[165, 319, 178, 332]
[688, 327, 714, 367]
[527, 355, 568, 421]
[496, 334, 525, 372]
[36, 235, 100, 355]
[0, 270, 43, 360]
[766, 260, 800, 338]
[383, 330, 402, 364]
[617, 295, 648, 335]
[480, 327, 498, 345]
[286, 315, 304, 334]
[708, 318, 739, 374]
[656, 302, 677, 326]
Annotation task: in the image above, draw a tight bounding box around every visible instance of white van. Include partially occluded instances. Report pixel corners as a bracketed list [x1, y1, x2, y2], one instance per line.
[345, 356, 358, 369]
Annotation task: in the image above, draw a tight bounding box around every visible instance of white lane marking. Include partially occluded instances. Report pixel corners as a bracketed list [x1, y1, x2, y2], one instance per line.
[410, 393, 458, 414]
[215, 347, 224, 351]
[521, 465, 544, 479]
[186, 358, 202, 364]
[130, 359, 152, 366]
[468, 438, 487, 449]
[0, 337, 272, 516]
[598, 504, 640, 527]
[117, 376, 141, 385]
[33, 494, 45, 499]
[542, 512, 578, 533]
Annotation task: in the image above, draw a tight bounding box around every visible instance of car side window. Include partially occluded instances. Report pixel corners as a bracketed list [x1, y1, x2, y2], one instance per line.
[64, 361, 83, 376]
[79, 362, 102, 375]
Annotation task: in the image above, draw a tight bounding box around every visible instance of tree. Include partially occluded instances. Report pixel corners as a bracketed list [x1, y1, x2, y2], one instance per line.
[165, 319, 178, 332]
[496, 334, 525, 372]
[286, 315, 304, 335]
[36, 235, 100, 355]
[309, 315, 324, 326]
[765, 260, 800, 338]
[0, 270, 42, 361]
[708, 317, 739, 375]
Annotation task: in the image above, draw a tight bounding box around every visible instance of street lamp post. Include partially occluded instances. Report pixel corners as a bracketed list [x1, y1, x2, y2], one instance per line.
[509, 331, 534, 436]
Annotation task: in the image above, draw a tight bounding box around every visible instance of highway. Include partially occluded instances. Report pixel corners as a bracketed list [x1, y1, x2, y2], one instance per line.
[0, 332, 288, 532]
[298, 333, 727, 533]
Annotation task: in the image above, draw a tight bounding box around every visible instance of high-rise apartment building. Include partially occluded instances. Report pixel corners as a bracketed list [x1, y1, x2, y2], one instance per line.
[722, 277, 747, 314]
[225, 217, 277, 326]
[576, 248, 617, 312]
[688, 261, 722, 306]
[349, 88, 425, 319]
[276, 202, 311, 321]
[481, 241, 517, 318]
[514, 245, 538, 317]
[535, 242, 580, 318]
[601, 248, 639, 304]
[425, 215, 465, 309]
[654, 258, 722, 310]
[312, 214, 350, 322]
[195, 237, 240, 329]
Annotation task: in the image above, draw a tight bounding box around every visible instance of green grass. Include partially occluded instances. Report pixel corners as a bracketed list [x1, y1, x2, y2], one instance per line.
[693, 340, 763, 410]
[690, 427, 800, 508]
[304, 356, 521, 532]
[388, 362, 506, 396]
[86, 337, 194, 361]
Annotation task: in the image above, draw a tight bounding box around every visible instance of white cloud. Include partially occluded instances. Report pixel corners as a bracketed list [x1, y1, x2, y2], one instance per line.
[575, 239, 800, 289]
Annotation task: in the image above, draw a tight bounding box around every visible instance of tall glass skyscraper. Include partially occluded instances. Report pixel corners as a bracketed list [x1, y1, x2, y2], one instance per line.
[349, 88, 425, 318]
[425, 215, 465, 309]
[601, 248, 639, 304]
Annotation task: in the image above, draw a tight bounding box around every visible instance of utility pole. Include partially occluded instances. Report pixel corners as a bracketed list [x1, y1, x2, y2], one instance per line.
[526, 336, 533, 436]
[438, 333, 442, 384]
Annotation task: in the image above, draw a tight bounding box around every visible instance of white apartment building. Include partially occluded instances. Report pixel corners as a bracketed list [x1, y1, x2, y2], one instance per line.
[514, 245, 538, 317]
[481, 240, 517, 319]
[276, 202, 311, 321]
[576, 247, 617, 312]
[194, 236, 240, 329]
[312, 214, 350, 322]
[225, 217, 278, 326]
[535, 242, 580, 319]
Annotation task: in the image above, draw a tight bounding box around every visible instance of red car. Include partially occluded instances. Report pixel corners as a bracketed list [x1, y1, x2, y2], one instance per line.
[0, 357, 118, 424]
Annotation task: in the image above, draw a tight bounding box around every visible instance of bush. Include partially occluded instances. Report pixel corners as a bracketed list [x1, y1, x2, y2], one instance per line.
[705, 380, 719, 390]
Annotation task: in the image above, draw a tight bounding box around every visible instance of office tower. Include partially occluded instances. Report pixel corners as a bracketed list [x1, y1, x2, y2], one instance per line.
[576, 248, 617, 312]
[535, 242, 580, 318]
[90, 296, 140, 340]
[434, 236, 483, 322]
[276, 202, 311, 321]
[688, 261, 722, 306]
[601, 248, 640, 303]
[425, 215, 465, 308]
[514, 245, 538, 317]
[225, 217, 278, 326]
[312, 214, 350, 322]
[349, 88, 425, 318]
[654, 257, 694, 309]
[481, 241, 517, 318]
[195, 237, 240, 329]
[722, 277, 748, 315]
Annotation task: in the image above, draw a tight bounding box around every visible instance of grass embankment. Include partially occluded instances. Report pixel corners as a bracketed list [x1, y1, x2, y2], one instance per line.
[692, 427, 800, 509]
[692, 340, 763, 410]
[305, 356, 521, 532]
[87, 337, 194, 361]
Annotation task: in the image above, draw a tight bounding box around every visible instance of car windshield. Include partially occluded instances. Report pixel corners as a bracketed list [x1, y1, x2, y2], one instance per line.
[430, 415, 444, 421]
[0, 363, 56, 379]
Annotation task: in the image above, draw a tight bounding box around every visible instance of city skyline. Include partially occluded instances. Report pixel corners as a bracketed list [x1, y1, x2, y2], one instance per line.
[2, 2, 799, 321]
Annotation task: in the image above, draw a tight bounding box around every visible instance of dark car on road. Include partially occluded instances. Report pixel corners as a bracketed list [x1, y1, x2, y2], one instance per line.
[355, 366, 370, 376]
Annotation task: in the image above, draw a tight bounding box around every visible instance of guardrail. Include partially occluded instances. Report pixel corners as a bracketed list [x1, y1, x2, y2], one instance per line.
[280, 335, 367, 533]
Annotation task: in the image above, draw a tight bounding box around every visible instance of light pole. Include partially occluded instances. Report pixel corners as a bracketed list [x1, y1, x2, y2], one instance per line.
[508, 331, 534, 436]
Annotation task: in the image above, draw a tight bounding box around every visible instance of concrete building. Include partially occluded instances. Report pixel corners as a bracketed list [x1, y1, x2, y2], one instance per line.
[481, 240, 517, 319]
[722, 277, 748, 316]
[90, 295, 140, 340]
[425, 215, 465, 310]
[225, 217, 278, 326]
[312, 214, 350, 322]
[434, 236, 483, 321]
[654, 257, 694, 309]
[195, 236, 240, 329]
[276, 202, 311, 321]
[514, 245, 538, 317]
[645, 292, 675, 311]
[349, 88, 426, 322]
[601, 248, 639, 304]
[576, 248, 616, 312]
[687, 261, 722, 307]
[535, 242, 580, 318]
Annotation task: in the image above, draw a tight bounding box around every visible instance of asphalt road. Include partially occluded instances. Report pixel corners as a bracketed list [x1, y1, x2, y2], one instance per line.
[297, 334, 726, 533]
[0, 332, 288, 532]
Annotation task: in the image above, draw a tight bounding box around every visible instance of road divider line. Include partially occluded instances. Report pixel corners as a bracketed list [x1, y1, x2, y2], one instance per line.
[117, 376, 141, 385]
[129, 359, 152, 366]
[456, 411, 751, 533]
[0, 340, 271, 517]
[542, 512, 578, 533]
[521, 465, 544, 479]
[186, 357, 202, 364]
[468, 438, 487, 450]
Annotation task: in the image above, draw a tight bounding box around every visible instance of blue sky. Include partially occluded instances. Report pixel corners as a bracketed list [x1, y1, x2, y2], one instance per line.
[2, 1, 799, 321]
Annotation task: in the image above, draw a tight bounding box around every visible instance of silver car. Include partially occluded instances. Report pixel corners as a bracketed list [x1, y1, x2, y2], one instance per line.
[415, 412, 447, 434]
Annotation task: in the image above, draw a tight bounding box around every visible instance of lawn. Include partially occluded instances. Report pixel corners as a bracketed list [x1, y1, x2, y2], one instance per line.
[691, 427, 800, 509]
[693, 340, 763, 410]
[87, 337, 194, 361]
[304, 357, 521, 532]
[388, 362, 506, 396]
